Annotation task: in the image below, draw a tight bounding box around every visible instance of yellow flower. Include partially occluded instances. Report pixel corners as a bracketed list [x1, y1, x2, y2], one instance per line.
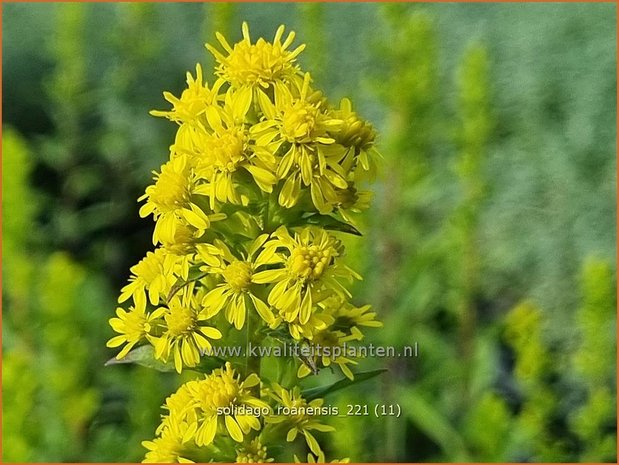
[251, 74, 347, 213]
[150, 63, 222, 125]
[183, 91, 277, 207]
[296, 328, 361, 380]
[283, 309, 334, 341]
[184, 363, 270, 446]
[266, 385, 334, 455]
[332, 186, 373, 226]
[150, 286, 223, 373]
[253, 227, 360, 325]
[332, 302, 383, 335]
[206, 22, 305, 93]
[106, 298, 162, 359]
[118, 248, 179, 307]
[235, 438, 274, 463]
[295, 452, 350, 463]
[142, 413, 195, 463]
[199, 235, 278, 329]
[330, 97, 380, 182]
[138, 154, 226, 245]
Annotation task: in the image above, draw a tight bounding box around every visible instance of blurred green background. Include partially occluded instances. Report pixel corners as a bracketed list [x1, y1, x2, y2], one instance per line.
[2, 2, 616, 462]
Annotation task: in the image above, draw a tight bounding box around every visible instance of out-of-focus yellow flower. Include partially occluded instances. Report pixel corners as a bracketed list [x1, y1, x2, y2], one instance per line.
[150, 286, 222, 373]
[206, 22, 305, 94]
[253, 226, 360, 325]
[266, 385, 334, 455]
[235, 438, 274, 463]
[198, 235, 278, 329]
[283, 308, 334, 341]
[331, 97, 379, 182]
[332, 302, 383, 334]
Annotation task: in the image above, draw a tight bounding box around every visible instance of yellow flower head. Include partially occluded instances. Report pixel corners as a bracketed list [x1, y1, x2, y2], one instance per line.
[118, 248, 179, 307]
[253, 226, 360, 325]
[199, 235, 279, 329]
[332, 302, 383, 335]
[284, 309, 334, 341]
[235, 438, 274, 463]
[139, 155, 226, 245]
[251, 74, 347, 213]
[183, 363, 270, 446]
[297, 327, 360, 380]
[206, 22, 305, 90]
[266, 385, 334, 455]
[142, 413, 195, 463]
[185, 92, 278, 207]
[150, 63, 222, 125]
[150, 286, 223, 373]
[295, 452, 350, 464]
[332, 98, 377, 153]
[106, 298, 161, 359]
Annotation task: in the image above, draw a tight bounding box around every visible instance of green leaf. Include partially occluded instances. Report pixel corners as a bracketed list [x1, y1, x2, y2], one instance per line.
[302, 369, 387, 400]
[105, 345, 175, 372]
[399, 387, 471, 461]
[193, 355, 226, 373]
[298, 214, 362, 236]
[105, 345, 224, 373]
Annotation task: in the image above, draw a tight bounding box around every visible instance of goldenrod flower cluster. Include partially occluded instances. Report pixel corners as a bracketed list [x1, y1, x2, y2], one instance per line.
[107, 23, 381, 463]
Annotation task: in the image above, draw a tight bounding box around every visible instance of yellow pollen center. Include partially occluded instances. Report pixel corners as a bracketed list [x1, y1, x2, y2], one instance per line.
[287, 397, 311, 424]
[290, 245, 332, 280]
[198, 373, 240, 414]
[125, 311, 150, 342]
[165, 306, 195, 337]
[133, 254, 164, 284]
[151, 169, 189, 211]
[281, 102, 318, 143]
[222, 261, 253, 291]
[205, 130, 246, 172]
[221, 40, 293, 87]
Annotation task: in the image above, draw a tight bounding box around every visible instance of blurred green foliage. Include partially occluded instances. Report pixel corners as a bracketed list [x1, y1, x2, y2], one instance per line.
[3, 2, 616, 462]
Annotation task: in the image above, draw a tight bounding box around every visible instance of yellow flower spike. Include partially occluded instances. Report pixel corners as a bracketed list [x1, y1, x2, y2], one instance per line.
[110, 23, 381, 463]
